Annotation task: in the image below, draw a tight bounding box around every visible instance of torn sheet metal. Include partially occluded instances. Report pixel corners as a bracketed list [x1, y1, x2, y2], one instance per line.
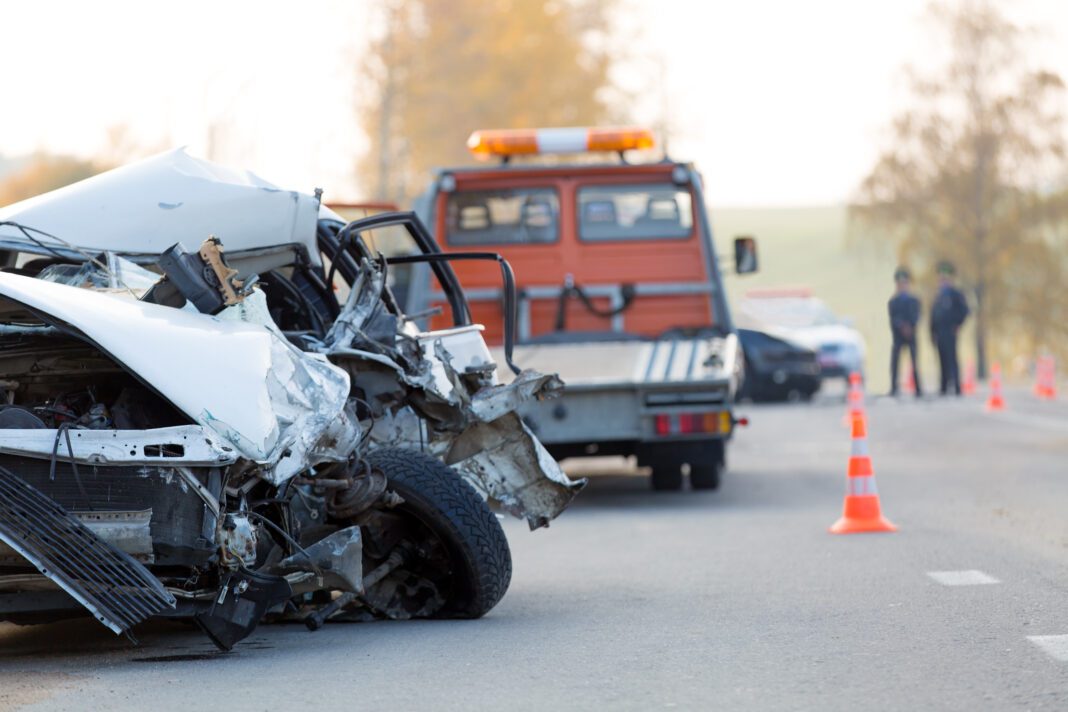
[0, 148, 323, 266]
[418, 326, 499, 398]
[322, 258, 582, 527]
[468, 370, 564, 423]
[350, 360, 584, 527]
[217, 290, 360, 483]
[272, 526, 364, 594]
[446, 413, 584, 529]
[368, 406, 583, 529]
[322, 262, 387, 352]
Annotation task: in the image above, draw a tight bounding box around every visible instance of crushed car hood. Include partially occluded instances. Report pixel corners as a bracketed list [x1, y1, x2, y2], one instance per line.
[0, 271, 352, 471]
[0, 148, 324, 266]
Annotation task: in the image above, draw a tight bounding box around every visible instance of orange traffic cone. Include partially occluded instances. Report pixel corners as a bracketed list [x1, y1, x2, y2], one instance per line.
[1032, 357, 1045, 397]
[986, 362, 1006, 412]
[1045, 357, 1058, 400]
[904, 368, 916, 396]
[1034, 356, 1057, 400]
[830, 411, 896, 534]
[845, 371, 865, 422]
[962, 361, 977, 396]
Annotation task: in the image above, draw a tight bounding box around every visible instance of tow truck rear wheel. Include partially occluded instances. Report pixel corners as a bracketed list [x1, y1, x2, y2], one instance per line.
[689, 441, 725, 491]
[689, 463, 721, 490]
[650, 466, 684, 491]
[638, 444, 684, 491]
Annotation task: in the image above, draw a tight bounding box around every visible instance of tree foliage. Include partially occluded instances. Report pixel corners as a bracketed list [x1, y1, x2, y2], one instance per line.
[851, 0, 1067, 376]
[0, 154, 104, 208]
[357, 0, 619, 203]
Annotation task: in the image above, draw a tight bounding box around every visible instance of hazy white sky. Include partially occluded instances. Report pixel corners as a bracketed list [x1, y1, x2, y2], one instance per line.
[1, 0, 1066, 206]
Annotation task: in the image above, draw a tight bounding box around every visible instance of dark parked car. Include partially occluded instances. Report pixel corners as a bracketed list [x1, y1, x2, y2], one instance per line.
[738, 328, 821, 402]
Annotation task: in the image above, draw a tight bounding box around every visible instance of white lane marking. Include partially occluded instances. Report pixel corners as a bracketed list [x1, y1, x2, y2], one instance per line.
[927, 570, 1001, 586]
[1028, 635, 1068, 661]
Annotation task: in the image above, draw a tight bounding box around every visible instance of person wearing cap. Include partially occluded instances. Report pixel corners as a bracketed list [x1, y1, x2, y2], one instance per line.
[930, 261, 970, 395]
[888, 267, 922, 397]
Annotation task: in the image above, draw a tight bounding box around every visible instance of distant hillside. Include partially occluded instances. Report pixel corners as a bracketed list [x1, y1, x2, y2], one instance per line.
[712, 205, 956, 394]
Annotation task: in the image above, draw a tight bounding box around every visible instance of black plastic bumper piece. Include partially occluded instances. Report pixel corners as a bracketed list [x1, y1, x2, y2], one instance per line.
[195, 569, 292, 651]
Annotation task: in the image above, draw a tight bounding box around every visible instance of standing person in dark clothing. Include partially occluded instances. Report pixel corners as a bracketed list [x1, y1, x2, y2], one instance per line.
[930, 261, 970, 395]
[888, 267, 922, 397]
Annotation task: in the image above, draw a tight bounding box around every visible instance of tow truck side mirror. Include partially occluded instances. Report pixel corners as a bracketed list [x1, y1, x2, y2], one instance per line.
[734, 236, 758, 275]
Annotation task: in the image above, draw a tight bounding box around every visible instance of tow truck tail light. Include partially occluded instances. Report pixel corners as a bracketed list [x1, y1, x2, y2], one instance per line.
[655, 414, 671, 436]
[652, 411, 732, 437]
[680, 414, 699, 434]
[467, 126, 655, 159]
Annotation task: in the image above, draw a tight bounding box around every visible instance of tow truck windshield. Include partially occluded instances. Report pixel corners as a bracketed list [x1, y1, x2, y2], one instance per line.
[577, 184, 693, 241]
[444, 184, 695, 247]
[446, 188, 560, 246]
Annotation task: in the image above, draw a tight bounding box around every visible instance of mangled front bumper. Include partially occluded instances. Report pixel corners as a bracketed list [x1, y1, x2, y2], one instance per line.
[446, 372, 583, 528]
[366, 371, 585, 529]
[322, 263, 583, 528]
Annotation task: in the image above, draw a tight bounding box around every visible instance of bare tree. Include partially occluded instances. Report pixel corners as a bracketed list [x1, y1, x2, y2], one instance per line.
[356, 0, 621, 205]
[851, 0, 1066, 377]
[0, 154, 102, 208]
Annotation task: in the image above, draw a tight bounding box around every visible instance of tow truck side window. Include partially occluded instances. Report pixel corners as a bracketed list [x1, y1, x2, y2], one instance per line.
[445, 188, 559, 246]
[577, 184, 693, 241]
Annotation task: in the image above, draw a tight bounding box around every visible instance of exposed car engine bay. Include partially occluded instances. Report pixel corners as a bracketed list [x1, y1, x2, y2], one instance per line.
[0, 334, 188, 432]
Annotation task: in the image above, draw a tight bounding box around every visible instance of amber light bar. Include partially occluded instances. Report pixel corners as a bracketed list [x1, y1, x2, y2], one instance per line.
[466, 126, 655, 159]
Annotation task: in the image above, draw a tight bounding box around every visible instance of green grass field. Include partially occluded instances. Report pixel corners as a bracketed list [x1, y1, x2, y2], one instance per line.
[712, 205, 959, 394]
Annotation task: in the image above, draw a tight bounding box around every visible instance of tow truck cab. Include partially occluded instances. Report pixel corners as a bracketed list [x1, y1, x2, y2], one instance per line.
[410, 127, 756, 491]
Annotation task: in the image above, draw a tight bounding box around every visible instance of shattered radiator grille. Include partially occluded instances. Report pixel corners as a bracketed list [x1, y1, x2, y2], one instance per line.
[0, 466, 176, 634]
[0, 454, 212, 567]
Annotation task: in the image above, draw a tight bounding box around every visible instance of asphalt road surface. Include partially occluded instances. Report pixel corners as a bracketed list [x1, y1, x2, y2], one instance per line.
[4, 387, 1068, 711]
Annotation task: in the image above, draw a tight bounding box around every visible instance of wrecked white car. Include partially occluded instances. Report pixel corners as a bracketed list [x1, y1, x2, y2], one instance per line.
[0, 150, 582, 649]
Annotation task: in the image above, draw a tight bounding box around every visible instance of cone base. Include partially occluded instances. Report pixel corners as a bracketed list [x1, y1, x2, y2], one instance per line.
[829, 515, 897, 534]
[985, 398, 1005, 412]
[829, 495, 896, 534]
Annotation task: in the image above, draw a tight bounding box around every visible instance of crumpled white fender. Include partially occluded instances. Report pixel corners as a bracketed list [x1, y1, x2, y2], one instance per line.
[0, 273, 357, 482]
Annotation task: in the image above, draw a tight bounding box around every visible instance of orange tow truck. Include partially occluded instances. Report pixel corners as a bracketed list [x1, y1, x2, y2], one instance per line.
[406, 127, 757, 491]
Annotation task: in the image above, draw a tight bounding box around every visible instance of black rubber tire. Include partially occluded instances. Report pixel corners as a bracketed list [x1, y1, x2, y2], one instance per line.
[365, 448, 512, 619]
[690, 463, 721, 491]
[690, 440, 725, 491]
[650, 466, 683, 491]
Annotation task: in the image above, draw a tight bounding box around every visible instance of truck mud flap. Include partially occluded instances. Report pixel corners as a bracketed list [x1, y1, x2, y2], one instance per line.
[0, 466, 176, 635]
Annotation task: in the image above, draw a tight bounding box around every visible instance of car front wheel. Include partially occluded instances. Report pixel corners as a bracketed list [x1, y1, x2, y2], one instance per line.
[360, 448, 512, 619]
